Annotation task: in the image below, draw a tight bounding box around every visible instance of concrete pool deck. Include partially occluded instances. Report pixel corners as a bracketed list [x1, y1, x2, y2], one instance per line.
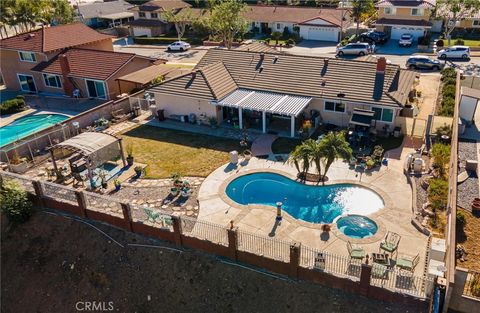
[197, 147, 430, 276]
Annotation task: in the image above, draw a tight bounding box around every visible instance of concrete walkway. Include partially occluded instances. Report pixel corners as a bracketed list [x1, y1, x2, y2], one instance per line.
[251, 134, 277, 156]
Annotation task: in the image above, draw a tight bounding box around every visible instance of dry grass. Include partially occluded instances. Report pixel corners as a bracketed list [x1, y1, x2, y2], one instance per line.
[457, 208, 480, 271]
[119, 125, 243, 178]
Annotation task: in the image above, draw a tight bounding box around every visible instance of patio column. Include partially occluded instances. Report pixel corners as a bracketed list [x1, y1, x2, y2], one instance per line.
[262, 111, 267, 133]
[290, 115, 295, 138]
[238, 108, 243, 129]
[118, 138, 127, 168]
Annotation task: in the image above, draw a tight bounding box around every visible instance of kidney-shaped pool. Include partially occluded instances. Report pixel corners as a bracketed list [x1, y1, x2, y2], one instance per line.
[225, 172, 384, 224]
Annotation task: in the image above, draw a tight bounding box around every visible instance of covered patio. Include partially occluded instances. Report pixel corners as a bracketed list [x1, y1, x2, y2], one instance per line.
[216, 89, 313, 137]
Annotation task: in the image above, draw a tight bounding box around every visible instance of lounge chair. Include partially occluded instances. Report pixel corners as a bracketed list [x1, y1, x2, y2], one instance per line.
[396, 253, 420, 272]
[347, 241, 365, 260]
[379, 231, 401, 259]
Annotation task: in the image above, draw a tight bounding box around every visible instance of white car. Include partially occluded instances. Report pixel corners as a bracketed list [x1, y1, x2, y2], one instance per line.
[437, 45, 470, 59]
[336, 43, 371, 56]
[167, 41, 191, 51]
[398, 34, 413, 47]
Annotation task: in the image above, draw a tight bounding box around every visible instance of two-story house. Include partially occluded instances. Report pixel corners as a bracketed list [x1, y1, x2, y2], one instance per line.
[375, 0, 436, 40]
[127, 0, 191, 37]
[0, 23, 156, 100]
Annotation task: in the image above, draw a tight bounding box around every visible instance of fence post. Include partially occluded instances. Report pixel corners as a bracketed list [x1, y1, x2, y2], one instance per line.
[121, 202, 133, 232]
[32, 180, 45, 208]
[227, 227, 238, 261]
[289, 242, 300, 279]
[75, 191, 88, 218]
[359, 263, 372, 297]
[172, 216, 183, 247]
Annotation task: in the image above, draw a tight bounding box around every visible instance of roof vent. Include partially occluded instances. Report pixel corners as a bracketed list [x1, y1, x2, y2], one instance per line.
[191, 70, 197, 79]
[321, 79, 326, 87]
[259, 53, 265, 61]
[324, 59, 328, 66]
[28, 33, 35, 39]
[337, 91, 345, 98]
[273, 56, 278, 64]
[259, 65, 264, 73]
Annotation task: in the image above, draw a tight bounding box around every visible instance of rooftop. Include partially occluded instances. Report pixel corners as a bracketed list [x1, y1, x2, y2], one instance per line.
[76, 0, 134, 19]
[130, 0, 191, 12]
[377, 0, 436, 8]
[116, 64, 191, 85]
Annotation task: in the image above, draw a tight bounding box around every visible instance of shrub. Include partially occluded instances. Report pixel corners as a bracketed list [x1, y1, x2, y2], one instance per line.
[0, 98, 27, 116]
[440, 98, 455, 116]
[441, 67, 456, 80]
[456, 211, 466, 229]
[282, 26, 290, 38]
[0, 178, 33, 224]
[436, 39, 444, 47]
[432, 143, 451, 176]
[428, 178, 448, 211]
[454, 38, 465, 45]
[442, 84, 456, 99]
[442, 76, 456, 86]
[286, 38, 295, 46]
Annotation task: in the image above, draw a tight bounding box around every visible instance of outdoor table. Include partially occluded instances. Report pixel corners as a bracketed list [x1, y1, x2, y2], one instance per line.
[372, 253, 389, 265]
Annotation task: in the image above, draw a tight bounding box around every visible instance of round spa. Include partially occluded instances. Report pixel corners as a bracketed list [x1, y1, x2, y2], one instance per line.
[336, 215, 378, 239]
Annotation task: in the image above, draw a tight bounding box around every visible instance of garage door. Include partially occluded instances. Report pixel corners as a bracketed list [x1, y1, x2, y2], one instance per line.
[133, 27, 151, 37]
[390, 26, 425, 40]
[305, 27, 338, 42]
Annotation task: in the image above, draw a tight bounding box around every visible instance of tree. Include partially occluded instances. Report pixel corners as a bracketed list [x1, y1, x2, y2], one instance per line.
[164, 8, 195, 41]
[436, 0, 480, 46]
[271, 31, 282, 45]
[318, 131, 352, 181]
[204, 0, 248, 49]
[351, 0, 375, 35]
[0, 177, 33, 224]
[431, 143, 451, 177]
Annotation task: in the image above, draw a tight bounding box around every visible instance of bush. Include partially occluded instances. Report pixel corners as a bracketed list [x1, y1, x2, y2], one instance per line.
[442, 76, 456, 86]
[428, 178, 448, 211]
[454, 38, 465, 45]
[441, 67, 456, 80]
[436, 39, 444, 47]
[432, 143, 451, 176]
[456, 211, 466, 228]
[286, 38, 295, 46]
[418, 35, 431, 46]
[442, 84, 456, 99]
[282, 26, 290, 38]
[0, 97, 27, 116]
[0, 178, 33, 224]
[440, 97, 455, 116]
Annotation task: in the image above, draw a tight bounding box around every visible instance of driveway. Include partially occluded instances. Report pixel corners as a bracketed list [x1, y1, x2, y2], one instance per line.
[287, 40, 337, 56]
[375, 39, 419, 56]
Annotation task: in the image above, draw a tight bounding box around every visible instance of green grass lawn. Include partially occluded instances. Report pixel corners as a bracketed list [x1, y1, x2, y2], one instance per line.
[374, 136, 404, 151]
[462, 39, 480, 47]
[271, 137, 302, 154]
[119, 125, 243, 178]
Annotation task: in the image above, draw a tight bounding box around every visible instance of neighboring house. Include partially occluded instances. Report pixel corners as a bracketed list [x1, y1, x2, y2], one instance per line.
[244, 5, 351, 42]
[148, 49, 415, 138]
[375, 0, 436, 40]
[127, 0, 190, 37]
[0, 23, 155, 99]
[75, 0, 134, 28]
[455, 11, 480, 30]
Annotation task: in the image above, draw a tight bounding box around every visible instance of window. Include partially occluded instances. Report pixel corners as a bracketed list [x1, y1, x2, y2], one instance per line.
[473, 20, 480, 26]
[384, 7, 395, 15]
[276, 23, 283, 30]
[411, 8, 423, 16]
[139, 11, 146, 18]
[150, 12, 158, 19]
[86, 79, 106, 99]
[43, 74, 62, 88]
[18, 51, 36, 62]
[372, 107, 394, 122]
[324, 101, 345, 113]
[18, 74, 36, 92]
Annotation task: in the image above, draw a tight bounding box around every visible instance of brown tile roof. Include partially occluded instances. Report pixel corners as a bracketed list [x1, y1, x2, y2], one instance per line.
[0, 23, 112, 53]
[117, 64, 189, 85]
[235, 41, 279, 54]
[31, 49, 143, 80]
[243, 5, 350, 27]
[126, 19, 166, 27]
[375, 18, 432, 27]
[377, 0, 435, 8]
[198, 62, 237, 100]
[130, 0, 190, 12]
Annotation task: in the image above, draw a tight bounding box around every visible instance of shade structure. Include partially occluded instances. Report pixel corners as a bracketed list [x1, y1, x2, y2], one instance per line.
[217, 89, 312, 117]
[350, 109, 375, 127]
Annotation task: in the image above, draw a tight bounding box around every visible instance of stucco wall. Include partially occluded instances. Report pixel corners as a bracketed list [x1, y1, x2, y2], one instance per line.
[0, 49, 46, 91]
[378, 7, 431, 20]
[106, 58, 153, 98]
[154, 93, 218, 122]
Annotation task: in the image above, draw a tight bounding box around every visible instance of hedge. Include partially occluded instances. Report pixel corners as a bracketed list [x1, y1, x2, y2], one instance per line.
[0, 96, 26, 116]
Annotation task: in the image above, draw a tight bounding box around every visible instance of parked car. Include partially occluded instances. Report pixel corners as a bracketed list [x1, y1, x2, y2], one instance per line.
[437, 45, 470, 59]
[167, 41, 191, 51]
[336, 43, 371, 56]
[406, 55, 444, 70]
[358, 31, 389, 44]
[398, 34, 413, 47]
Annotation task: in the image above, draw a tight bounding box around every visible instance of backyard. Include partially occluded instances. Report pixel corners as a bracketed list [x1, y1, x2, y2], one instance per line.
[457, 208, 480, 272]
[119, 125, 244, 178]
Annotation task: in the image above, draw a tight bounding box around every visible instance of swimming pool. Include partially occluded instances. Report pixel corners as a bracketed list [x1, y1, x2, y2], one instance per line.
[0, 114, 69, 147]
[225, 172, 384, 224]
[336, 215, 378, 239]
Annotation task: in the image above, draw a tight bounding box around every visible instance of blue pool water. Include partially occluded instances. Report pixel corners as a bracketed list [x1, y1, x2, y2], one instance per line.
[336, 215, 378, 239]
[0, 114, 69, 147]
[225, 172, 384, 224]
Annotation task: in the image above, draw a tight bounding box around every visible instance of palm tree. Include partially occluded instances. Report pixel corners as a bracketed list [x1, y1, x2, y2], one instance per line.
[318, 131, 353, 182]
[288, 139, 323, 181]
[303, 139, 322, 179]
[288, 144, 309, 175]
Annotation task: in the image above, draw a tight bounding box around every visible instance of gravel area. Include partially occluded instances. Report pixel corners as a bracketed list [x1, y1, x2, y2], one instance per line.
[457, 140, 479, 210]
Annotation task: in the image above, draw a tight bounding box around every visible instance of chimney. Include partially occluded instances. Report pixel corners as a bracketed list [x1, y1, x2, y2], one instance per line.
[376, 57, 387, 74]
[59, 54, 75, 97]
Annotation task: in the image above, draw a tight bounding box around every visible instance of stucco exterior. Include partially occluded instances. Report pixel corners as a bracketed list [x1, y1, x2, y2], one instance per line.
[378, 7, 432, 21]
[153, 93, 220, 123]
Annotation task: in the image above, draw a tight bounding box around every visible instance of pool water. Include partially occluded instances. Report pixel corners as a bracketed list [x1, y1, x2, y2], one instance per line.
[225, 172, 384, 224]
[336, 215, 378, 239]
[0, 114, 69, 147]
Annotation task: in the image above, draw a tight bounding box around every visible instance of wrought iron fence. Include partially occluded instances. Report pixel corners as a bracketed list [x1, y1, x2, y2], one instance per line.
[0, 171, 35, 193]
[131, 204, 174, 231]
[237, 230, 291, 263]
[181, 216, 229, 246]
[300, 245, 361, 280]
[42, 181, 77, 204]
[463, 271, 480, 299]
[370, 266, 434, 298]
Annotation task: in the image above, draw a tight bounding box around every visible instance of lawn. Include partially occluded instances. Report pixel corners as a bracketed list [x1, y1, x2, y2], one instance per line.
[119, 125, 243, 178]
[456, 39, 480, 47]
[456, 208, 480, 271]
[375, 136, 404, 151]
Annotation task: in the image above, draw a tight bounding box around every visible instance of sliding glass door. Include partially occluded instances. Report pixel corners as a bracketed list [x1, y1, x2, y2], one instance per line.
[86, 79, 106, 99]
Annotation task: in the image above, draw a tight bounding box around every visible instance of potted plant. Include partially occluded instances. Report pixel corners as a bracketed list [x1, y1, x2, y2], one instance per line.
[126, 144, 134, 166]
[180, 181, 191, 197]
[243, 149, 252, 160]
[172, 173, 183, 188]
[98, 170, 108, 189]
[134, 166, 143, 178]
[208, 116, 218, 129]
[170, 187, 179, 196]
[114, 179, 121, 191]
[8, 151, 28, 174]
[366, 158, 375, 170]
[321, 224, 331, 232]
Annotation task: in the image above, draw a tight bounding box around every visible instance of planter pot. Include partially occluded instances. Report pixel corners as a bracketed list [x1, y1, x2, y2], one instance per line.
[135, 171, 142, 179]
[9, 161, 28, 174]
[127, 156, 134, 166]
[181, 190, 190, 197]
[102, 182, 108, 189]
[115, 185, 121, 191]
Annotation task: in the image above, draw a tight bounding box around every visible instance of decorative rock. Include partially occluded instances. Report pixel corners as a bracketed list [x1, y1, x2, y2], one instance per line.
[173, 206, 181, 211]
[161, 205, 168, 209]
[186, 210, 193, 216]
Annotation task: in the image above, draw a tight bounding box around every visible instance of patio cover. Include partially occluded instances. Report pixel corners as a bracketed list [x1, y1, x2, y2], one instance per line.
[350, 109, 375, 127]
[217, 89, 312, 117]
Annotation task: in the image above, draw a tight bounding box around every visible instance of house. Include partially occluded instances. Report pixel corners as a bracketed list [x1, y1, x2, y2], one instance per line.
[375, 0, 436, 40]
[127, 0, 191, 37]
[75, 0, 134, 28]
[0, 23, 155, 99]
[148, 49, 416, 137]
[244, 5, 351, 42]
[454, 11, 480, 30]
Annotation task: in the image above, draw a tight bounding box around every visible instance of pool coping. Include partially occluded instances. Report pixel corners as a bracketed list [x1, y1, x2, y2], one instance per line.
[217, 168, 391, 245]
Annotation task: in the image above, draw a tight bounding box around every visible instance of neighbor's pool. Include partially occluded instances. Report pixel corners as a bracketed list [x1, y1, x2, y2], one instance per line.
[225, 172, 384, 224]
[336, 215, 378, 239]
[0, 114, 69, 147]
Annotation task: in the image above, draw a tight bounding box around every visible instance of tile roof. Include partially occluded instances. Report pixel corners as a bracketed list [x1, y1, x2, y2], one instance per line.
[235, 41, 279, 54]
[0, 23, 112, 53]
[377, 0, 436, 8]
[117, 64, 189, 85]
[375, 18, 433, 27]
[130, 0, 190, 12]
[77, 0, 134, 19]
[126, 19, 166, 27]
[31, 49, 140, 80]
[198, 62, 238, 100]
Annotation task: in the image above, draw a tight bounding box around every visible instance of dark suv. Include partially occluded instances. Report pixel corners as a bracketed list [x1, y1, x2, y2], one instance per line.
[406, 55, 444, 70]
[358, 31, 389, 44]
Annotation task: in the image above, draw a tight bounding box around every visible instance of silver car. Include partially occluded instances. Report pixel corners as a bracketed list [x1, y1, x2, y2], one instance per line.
[399, 34, 413, 47]
[336, 43, 371, 56]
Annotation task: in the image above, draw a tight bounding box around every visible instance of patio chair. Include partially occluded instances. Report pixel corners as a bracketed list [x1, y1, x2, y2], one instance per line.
[372, 263, 389, 279]
[379, 231, 401, 260]
[347, 241, 366, 260]
[72, 172, 86, 187]
[396, 253, 420, 272]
